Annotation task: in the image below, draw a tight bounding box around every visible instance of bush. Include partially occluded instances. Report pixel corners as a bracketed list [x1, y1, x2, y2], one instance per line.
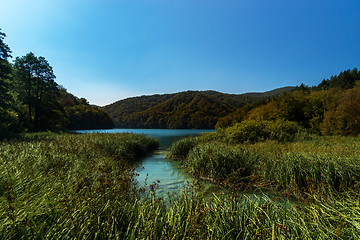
[225, 120, 303, 143]
[269, 120, 303, 142]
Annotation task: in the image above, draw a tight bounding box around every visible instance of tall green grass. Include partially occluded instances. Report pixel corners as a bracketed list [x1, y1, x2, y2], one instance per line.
[169, 133, 360, 198]
[166, 136, 199, 160]
[114, 188, 360, 239]
[166, 133, 360, 238]
[2, 132, 360, 239]
[186, 143, 256, 182]
[0, 133, 158, 239]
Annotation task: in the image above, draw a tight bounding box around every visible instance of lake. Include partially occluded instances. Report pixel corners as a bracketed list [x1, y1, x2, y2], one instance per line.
[78, 129, 214, 194]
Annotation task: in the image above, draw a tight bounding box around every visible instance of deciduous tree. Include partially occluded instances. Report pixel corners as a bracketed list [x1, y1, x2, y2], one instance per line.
[0, 29, 19, 135]
[14, 53, 65, 131]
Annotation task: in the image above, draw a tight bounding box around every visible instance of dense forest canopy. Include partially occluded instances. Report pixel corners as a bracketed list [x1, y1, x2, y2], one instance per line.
[103, 88, 294, 129]
[0, 29, 113, 137]
[217, 68, 360, 135]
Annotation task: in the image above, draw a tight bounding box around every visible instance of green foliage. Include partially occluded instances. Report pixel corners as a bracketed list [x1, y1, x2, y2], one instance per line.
[113, 189, 360, 239]
[167, 137, 199, 160]
[321, 83, 360, 135]
[186, 143, 256, 180]
[57, 87, 114, 130]
[166, 134, 360, 238]
[0, 29, 113, 137]
[13, 52, 63, 131]
[315, 68, 360, 90]
[66, 104, 114, 130]
[268, 120, 304, 142]
[104, 88, 293, 129]
[217, 68, 360, 136]
[218, 90, 324, 133]
[247, 136, 360, 196]
[215, 103, 255, 129]
[0, 133, 159, 239]
[1, 133, 360, 239]
[170, 132, 360, 198]
[225, 120, 270, 143]
[224, 120, 303, 143]
[0, 29, 18, 136]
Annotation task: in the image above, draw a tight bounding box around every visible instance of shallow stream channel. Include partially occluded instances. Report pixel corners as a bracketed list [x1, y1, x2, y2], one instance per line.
[79, 129, 215, 195]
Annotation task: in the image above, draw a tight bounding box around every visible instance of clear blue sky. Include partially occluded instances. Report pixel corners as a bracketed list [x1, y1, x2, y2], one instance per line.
[1, 0, 359, 106]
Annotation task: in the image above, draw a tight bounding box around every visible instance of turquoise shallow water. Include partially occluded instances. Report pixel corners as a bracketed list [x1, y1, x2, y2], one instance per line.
[134, 151, 194, 194]
[78, 129, 215, 194]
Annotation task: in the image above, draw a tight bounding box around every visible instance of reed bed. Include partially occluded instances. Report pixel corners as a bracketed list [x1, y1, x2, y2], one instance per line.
[167, 133, 360, 239]
[1, 132, 360, 239]
[0, 132, 158, 239]
[169, 134, 360, 197]
[111, 188, 360, 239]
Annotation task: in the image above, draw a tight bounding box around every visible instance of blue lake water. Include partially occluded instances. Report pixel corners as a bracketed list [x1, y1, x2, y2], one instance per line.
[78, 129, 215, 194]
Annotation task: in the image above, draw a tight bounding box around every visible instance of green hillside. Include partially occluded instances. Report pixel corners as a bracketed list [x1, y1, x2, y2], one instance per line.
[216, 68, 360, 135]
[103, 87, 294, 129]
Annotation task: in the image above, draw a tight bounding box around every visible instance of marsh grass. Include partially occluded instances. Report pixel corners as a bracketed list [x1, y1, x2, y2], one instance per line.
[111, 187, 360, 239]
[0, 132, 158, 239]
[166, 136, 199, 160]
[2, 132, 360, 239]
[170, 134, 360, 197]
[166, 132, 360, 239]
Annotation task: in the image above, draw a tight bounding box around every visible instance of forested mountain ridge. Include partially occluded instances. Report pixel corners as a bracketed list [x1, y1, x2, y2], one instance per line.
[103, 87, 294, 129]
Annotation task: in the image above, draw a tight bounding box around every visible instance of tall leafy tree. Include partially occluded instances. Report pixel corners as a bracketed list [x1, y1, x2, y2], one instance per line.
[0, 29, 18, 135]
[14, 52, 65, 131]
[0, 29, 11, 107]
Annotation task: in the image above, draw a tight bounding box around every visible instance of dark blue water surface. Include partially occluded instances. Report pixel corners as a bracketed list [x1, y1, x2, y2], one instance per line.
[78, 129, 214, 194]
[78, 128, 213, 149]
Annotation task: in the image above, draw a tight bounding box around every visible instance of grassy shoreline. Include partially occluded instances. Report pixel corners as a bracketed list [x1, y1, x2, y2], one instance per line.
[167, 132, 360, 238]
[0, 132, 159, 239]
[168, 133, 360, 197]
[1, 132, 360, 239]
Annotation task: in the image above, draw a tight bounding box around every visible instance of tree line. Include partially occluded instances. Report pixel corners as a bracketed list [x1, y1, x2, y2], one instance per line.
[0, 29, 113, 137]
[104, 65, 359, 136]
[217, 68, 360, 136]
[104, 88, 293, 129]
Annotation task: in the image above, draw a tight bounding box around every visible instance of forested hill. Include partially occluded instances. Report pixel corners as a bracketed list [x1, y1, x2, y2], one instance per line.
[103, 87, 294, 129]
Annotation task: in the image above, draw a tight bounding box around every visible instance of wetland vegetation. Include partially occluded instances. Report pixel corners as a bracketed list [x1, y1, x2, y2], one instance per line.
[1, 131, 360, 239]
[167, 128, 360, 239]
[1, 27, 360, 239]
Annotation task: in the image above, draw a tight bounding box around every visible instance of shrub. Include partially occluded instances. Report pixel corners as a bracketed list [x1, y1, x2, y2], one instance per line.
[225, 120, 269, 143]
[268, 120, 303, 142]
[225, 120, 303, 143]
